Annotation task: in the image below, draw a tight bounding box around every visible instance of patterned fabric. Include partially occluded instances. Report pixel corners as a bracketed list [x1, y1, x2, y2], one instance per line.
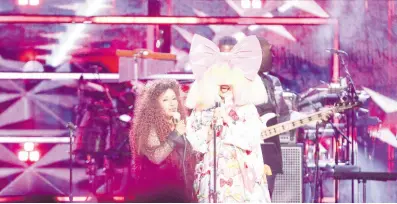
[186, 103, 271, 203]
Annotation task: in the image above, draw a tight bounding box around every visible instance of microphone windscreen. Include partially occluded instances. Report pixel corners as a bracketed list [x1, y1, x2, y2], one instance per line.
[172, 112, 181, 122]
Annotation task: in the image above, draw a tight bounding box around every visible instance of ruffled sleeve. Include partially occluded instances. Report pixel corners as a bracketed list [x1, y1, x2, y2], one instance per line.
[186, 109, 213, 153]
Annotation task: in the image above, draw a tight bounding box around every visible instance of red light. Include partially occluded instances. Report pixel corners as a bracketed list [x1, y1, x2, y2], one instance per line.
[181, 84, 190, 93]
[19, 50, 37, 62]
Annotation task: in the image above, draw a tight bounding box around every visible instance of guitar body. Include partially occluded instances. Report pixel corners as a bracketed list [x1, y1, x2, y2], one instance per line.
[260, 112, 277, 128]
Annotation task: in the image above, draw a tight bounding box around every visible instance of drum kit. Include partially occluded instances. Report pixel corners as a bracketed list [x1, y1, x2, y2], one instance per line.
[66, 76, 135, 199]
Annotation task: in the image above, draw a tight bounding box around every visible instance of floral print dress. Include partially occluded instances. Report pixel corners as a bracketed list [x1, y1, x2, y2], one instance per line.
[186, 103, 271, 203]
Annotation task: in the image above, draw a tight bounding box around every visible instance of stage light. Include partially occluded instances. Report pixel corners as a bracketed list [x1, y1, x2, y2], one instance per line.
[24, 142, 35, 151]
[29, 151, 40, 162]
[233, 32, 246, 42]
[119, 114, 131, 122]
[23, 60, 44, 72]
[0, 72, 119, 81]
[278, 1, 294, 13]
[155, 39, 161, 48]
[252, 0, 262, 9]
[241, 0, 251, 9]
[55, 196, 91, 202]
[18, 151, 29, 162]
[180, 84, 190, 93]
[0, 137, 70, 143]
[18, 0, 29, 6]
[29, 0, 40, 6]
[113, 196, 125, 202]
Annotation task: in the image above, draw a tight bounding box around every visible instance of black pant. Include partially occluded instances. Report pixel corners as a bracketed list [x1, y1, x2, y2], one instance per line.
[266, 174, 277, 198]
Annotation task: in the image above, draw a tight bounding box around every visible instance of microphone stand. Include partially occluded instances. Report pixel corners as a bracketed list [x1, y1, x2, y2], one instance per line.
[332, 51, 359, 203]
[66, 75, 84, 202]
[340, 53, 359, 203]
[330, 121, 351, 203]
[211, 101, 221, 203]
[66, 122, 76, 203]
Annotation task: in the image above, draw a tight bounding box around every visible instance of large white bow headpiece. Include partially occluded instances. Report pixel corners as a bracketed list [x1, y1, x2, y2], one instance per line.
[188, 34, 262, 81]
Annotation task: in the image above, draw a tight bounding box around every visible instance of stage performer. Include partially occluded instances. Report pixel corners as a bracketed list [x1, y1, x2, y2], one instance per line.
[129, 79, 196, 202]
[185, 34, 271, 203]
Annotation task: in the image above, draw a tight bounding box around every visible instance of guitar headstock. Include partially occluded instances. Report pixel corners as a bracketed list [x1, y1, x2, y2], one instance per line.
[333, 101, 361, 113]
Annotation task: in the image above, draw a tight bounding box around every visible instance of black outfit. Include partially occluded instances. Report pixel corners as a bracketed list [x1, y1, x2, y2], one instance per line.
[133, 131, 195, 203]
[255, 73, 284, 197]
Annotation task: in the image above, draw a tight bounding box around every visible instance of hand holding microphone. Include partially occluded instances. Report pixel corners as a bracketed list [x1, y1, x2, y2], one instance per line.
[172, 112, 186, 136]
[167, 112, 187, 149]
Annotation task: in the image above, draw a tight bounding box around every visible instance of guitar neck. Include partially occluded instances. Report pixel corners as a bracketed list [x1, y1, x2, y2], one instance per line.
[262, 109, 330, 140]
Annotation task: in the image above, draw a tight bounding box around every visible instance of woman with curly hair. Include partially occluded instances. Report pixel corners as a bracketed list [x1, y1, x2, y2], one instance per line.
[129, 79, 195, 202]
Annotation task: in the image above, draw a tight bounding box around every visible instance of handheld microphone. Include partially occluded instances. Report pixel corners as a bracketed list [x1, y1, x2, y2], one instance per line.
[172, 112, 181, 124]
[325, 48, 348, 56]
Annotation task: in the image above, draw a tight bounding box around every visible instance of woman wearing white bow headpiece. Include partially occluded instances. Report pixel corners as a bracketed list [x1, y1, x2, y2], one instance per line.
[185, 34, 271, 203]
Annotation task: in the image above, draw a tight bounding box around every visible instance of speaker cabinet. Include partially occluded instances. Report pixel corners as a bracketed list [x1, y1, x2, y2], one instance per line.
[272, 144, 304, 203]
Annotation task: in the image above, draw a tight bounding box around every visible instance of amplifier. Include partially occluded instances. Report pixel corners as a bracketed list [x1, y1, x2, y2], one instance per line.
[278, 114, 298, 144]
[272, 144, 304, 203]
[279, 131, 297, 144]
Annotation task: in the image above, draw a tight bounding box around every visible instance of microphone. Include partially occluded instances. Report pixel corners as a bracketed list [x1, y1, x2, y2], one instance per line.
[66, 122, 77, 131]
[325, 48, 348, 56]
[172, 112, 181, 124]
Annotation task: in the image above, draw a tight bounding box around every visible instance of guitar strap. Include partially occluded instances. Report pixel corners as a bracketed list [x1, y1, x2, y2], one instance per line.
[259, 73, 279, 122]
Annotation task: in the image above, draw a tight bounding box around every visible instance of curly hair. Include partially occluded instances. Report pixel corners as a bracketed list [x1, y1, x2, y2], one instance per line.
[130, 79, 187, 156]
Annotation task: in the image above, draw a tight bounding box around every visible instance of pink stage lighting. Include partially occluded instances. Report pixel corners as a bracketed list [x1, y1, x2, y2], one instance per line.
[55, 196, 91, 202]
[24, 142, 35, 151]
[17, 0, 28, 6]
[241, 0, 251, 9]
[29, 0, 40, 6]
[18, 142, 40, 162]
[18, 0, 40, 6]
[29, 150, 40, 162]
[18, 151, 29, 162]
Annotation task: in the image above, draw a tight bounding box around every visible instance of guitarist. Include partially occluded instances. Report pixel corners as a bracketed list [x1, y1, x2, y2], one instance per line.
[255, 37, 334, 197]
[254, 37, 285, 198]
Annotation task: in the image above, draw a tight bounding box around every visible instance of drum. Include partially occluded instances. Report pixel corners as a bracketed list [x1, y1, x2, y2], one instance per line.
[104, 120, 132, 167]
[73, 125, 108, 159]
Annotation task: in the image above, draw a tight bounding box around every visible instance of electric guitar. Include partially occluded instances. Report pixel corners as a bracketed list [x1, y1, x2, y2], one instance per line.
[260, 102, 360, 140]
